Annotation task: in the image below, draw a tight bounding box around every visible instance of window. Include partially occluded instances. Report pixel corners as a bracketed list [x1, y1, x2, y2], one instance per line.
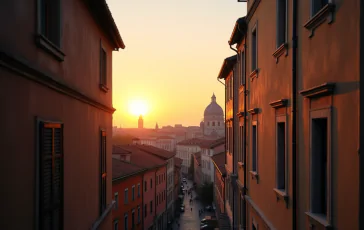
[114, 192, 119, 210]
[100, 130, 107, 214]
[251, 25, 258, 71]
[38, 121, 63, 229]
[124, 189, 128, 204]
[100, 47, 107, 87]
[252, 123, 258, 172]
[276, 0, 287, 47]
[212, 122, 215, 126]
[132, 210, 135, 227]
[144, 204, 147, 217]
[38, 0, 61, 46]
[144, 181, 147, 192]
[312, 0, 328, 16]
[124, 214, 128, 230]
[150, 178, 152, 189]
[276, 122, 286, 190]
[138, 206, 141, 223]
[218, 121, 220, 126]
[114, 220, 119, 230]
[132, 185, 135, 201]
[150, 201, 153, 213]
[240, 51, 245, 85]
[137, 183, 140, 197]
[311, 118, 328, 216]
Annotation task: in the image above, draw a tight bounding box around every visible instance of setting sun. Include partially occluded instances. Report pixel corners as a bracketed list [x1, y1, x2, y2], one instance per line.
[128, 100, 148, 116]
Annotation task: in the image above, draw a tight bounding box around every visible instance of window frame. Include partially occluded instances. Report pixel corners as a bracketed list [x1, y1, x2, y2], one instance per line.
[35, 0, 65, 61]
[310, 0, 331, 17]
[251, 23, 258, 73]
[100, 129, 107, 214]
[114, 219, 119, 230]
[274, 115, 289, 201]
[250, 120, 259, 178]
[307, 107, 332, 227]
[132, 185, 135, 201]
[99, 41, 108, 92]
[276, 0, 288, 48]
[124, 188, 128, 204]
[124, 214, 128, 230]
[137, 183, 141, 198]
[35, 118, 64, 230]
[138, 206, 141, 223]
[114, 192, 119, 210]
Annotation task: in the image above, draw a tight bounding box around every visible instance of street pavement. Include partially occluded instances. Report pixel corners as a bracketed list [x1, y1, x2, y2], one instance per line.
[172, 179, 214, 230]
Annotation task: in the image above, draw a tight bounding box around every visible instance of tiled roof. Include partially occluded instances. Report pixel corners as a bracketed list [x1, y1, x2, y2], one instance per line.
[134, 144, 175, 159]
[157, 136, 174, 140]
[174, 157, 183, 168]
[116, 145, 166, 169]
[199, 139, 220, 148]
[209, 137, 225, 148]
[211, 152, 226, 175]
[113, 145, 132, 154]
[193, 152, 201, 165]
[112, 159, 144, 180]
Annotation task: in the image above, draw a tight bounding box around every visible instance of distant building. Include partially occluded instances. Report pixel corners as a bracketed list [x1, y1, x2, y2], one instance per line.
[0, 1, 124, 229]
[200, 94, 225, 137]
[200, 137, 225, 183]
[138, 115, 144, 129]
[192, 152, 202, 187]
[174, 157, 183, 215]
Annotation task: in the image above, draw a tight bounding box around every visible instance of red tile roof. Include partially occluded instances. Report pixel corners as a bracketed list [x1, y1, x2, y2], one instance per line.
[157, 136, 174, 140]
[134, 144, 175, 159]
[211, 152, 226, 175]
[209, 137, 225, 149]
[115, 145, 166, 169]
[174, 157, 183, 168]
[177, 138, 205, 146]
[113, 145, 132, 154]
[112, 159, 144, 180]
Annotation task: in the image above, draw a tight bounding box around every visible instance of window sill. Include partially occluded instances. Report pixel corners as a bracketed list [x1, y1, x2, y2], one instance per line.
[272, 43, 288, 63]
[305, 212, 332, 229]
[91, 200, 115, 230]
[249, 69, 258, 81]
[35, 34, 65, 62]
[249, 171, 259, 182]
[99, 84, 109, 93]
[304, 3, 336, 38]
[273, 188, 288, 204]
[238, 162, 244, 168]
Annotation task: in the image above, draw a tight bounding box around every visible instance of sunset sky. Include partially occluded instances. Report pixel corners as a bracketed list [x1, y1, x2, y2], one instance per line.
[107, 0, 247, 128]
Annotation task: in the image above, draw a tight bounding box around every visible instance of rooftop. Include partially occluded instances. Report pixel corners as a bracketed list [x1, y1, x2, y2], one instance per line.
[112, 159, 144, 180]
[174, 157, 183, 168]
[177, 138, 205, 146]
[134, 144, 176, 159]
[217, 55, 237, 80]
[211, 152, 226, 175]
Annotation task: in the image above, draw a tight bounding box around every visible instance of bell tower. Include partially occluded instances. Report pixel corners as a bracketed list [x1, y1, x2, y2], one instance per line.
[138, 115, 143, 129]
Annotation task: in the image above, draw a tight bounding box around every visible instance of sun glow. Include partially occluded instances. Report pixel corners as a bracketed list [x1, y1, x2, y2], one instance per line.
[128, 100, 148, 116]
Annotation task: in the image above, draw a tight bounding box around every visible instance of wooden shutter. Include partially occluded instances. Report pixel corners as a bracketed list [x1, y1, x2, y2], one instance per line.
[100, 130, 107, 214]
[39, 122, 63, 230]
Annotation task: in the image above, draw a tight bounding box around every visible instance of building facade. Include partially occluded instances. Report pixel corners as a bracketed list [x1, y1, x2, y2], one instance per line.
[193, 152, 202, 187]
[0, 1, 124, 229]
[112, 160, 144, 230]
[218, 0, 362, 229]
[201, 94, 225, 137]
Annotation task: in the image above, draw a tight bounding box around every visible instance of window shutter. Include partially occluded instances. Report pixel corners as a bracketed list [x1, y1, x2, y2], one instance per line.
[39, 122, 63, 230]
[100, 130, 107, 214]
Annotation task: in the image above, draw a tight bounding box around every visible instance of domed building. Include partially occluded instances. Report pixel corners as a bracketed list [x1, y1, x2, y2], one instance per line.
[201, 93, 225, 137]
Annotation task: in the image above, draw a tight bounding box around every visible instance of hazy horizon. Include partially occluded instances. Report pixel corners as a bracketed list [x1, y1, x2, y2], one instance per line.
[108, 0, 247, 128]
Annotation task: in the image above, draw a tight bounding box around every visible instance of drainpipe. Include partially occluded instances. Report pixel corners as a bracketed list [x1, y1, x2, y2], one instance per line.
[292, 0, 298, 229]
[230, 44, 238, 230]
[359, 0, 364, 228]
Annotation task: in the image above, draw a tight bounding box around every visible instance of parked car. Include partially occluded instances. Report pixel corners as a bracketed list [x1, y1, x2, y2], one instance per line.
[182, 178, 187, 183]
[200, 224, 214, 230]
[205, 205, 213, 211]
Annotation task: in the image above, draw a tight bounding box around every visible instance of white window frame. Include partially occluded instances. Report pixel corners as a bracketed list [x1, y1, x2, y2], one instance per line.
[124, 188, 128, 204]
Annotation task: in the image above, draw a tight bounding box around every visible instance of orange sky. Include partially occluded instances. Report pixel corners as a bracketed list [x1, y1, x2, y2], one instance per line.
[107, 0, 247, 128]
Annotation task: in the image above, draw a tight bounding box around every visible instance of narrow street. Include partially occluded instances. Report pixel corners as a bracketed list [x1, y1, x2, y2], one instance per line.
[172, 179, 215, 230]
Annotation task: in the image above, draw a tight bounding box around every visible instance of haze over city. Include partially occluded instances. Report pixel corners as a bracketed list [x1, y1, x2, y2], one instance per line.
[108, 0, 247, 128]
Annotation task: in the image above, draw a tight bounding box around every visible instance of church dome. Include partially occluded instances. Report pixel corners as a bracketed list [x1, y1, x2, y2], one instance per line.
[204, 93, 224, 117]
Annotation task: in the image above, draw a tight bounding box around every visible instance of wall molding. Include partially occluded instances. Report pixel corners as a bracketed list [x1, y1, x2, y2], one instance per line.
[300, 82, 335, 98]
[269, 99, 288, 108]
[0, 50, 116, 114]
[248, 108, 259, 115]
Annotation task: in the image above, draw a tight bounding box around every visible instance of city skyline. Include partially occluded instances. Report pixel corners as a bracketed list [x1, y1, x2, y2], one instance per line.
[107, 0, 247, 128]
